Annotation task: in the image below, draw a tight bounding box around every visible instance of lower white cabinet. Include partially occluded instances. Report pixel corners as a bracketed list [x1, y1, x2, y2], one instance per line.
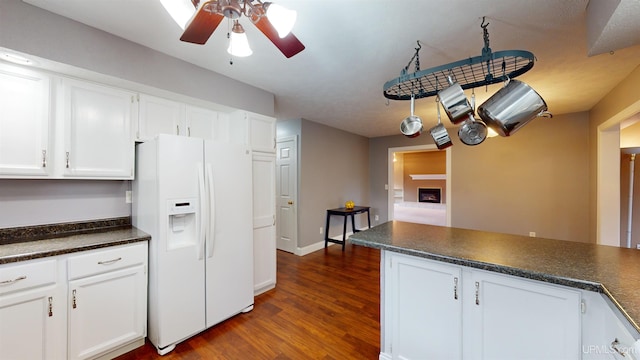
[67, 243, 148, 360]
[0, 259, 65, 360]
[0, 242, 148, 360]
[383, 251, 582, 360]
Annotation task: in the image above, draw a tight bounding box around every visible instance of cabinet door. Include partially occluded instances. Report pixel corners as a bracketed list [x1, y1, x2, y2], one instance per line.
[68, 264, 147, 360]
[464, 270, 581, 360]
[0, 63, 52, 177]
[137, 94, 184, 141]
[252, 153, 276, 294]
[185, 105, 218, 140]
[60, 78, 135, 179]
[248, 112, 276, 153]
[387, 253, 463, 360]
[0, 285, 63, 360]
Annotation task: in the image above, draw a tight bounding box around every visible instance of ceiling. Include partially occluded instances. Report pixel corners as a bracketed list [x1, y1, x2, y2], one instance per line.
[22, 0, 640, 138]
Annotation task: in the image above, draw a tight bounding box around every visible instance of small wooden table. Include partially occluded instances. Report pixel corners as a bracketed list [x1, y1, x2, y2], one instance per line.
[324, 206, 371, 250]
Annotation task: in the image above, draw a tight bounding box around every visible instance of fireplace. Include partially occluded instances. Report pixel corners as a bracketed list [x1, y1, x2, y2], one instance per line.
[418, 188, 442, 203]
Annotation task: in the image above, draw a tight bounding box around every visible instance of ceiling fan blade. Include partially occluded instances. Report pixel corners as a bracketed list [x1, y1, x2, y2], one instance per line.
[180, 4, 224, 45]
[253, 17, 305, 58]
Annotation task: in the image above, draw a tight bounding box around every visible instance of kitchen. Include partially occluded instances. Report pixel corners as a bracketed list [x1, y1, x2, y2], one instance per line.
[2, 0, 640, 359]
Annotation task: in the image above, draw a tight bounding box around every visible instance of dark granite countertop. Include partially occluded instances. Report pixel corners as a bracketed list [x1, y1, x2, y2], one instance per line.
[0, 217, 150, 265]
[349, 221, 640, 333]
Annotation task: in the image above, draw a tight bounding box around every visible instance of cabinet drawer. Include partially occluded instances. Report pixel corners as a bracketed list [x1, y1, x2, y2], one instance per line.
[0, 259, 57, 295]
[67, 243, 147, 280]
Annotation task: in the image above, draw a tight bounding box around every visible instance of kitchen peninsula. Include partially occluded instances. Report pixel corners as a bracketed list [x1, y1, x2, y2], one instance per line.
[350, 221, 640, 360]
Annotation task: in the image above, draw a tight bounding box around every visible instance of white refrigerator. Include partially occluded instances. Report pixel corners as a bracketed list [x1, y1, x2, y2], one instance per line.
[132, 134, 254, 355]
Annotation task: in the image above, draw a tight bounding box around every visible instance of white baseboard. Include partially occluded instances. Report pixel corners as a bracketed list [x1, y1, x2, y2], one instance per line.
[295, 232, 354, 256]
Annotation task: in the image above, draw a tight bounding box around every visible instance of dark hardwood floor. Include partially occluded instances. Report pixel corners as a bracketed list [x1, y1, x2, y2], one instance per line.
[115, 244, 381, 360]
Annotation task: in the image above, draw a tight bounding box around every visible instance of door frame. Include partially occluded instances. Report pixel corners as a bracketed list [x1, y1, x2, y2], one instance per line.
[387, 144, 452, 226]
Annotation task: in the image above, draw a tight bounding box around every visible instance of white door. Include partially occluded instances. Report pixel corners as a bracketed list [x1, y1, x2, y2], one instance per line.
[204, 141, 254, 328]
[276, 136, 298, 254]
[185, 105, 217, 140]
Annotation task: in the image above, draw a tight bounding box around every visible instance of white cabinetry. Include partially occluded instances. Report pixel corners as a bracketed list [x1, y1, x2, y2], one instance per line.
[232, 110, 276, 153]
[0, 259, 64, 360]
[57, 77, 136, 179]
[137, 94, 220, 141]
[0, 242, 147, 360]
[0, 62, 52, 178]
[383, 251, 582, 360]
[252, 153, 277, 294]
[67, 243, 148, 360]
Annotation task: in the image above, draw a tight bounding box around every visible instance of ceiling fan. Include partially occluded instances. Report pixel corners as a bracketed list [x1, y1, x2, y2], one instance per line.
[163, 0, 305, 58]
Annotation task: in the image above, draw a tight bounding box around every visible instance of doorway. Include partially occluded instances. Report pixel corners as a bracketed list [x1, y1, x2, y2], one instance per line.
[387, 144, 452, 226]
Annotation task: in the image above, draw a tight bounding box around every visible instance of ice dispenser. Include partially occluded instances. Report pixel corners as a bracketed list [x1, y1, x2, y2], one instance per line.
[167, 198, 197, 250]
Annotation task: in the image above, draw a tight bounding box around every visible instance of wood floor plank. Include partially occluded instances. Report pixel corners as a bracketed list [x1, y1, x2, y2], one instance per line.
[115, 244, 380, 360]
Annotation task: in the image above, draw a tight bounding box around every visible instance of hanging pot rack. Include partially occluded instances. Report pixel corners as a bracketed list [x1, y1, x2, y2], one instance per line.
[383, 18, 535, 100]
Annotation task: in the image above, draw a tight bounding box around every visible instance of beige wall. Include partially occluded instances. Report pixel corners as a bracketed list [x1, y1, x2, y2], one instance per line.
[450, 112, 590, 241]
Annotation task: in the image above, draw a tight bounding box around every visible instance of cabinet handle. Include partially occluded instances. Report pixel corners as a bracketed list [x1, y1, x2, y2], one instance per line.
[65, 151, 70, 168]
[273, 214, 276, 226]
[42, 150, 47, 168]
[611, 338, 627, 357]
[72, 289, 77, 309]
[453, 277, 459, 300]
[188, 127, 191, 137]
[98, 257, 122, 265]
[0, 275, 27, 285]
[475, 281, 480, 305]
[48, 297, 53, 317]
[176, 125, 180, 135]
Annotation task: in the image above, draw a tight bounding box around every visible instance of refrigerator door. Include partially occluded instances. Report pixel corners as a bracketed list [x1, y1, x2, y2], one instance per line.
[204, 141, 254, 328]
[145, 135, 206, 349]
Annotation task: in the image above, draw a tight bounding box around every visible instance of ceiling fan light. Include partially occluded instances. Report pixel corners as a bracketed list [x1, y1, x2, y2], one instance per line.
[227, 22, 253, 57]
[160, 0, 195, 30]
[265, 3, 297, 38]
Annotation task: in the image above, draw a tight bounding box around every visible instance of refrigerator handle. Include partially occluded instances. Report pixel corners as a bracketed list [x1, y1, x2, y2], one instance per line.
[197, 164, 206, 260]
[206, 163, 215, 258]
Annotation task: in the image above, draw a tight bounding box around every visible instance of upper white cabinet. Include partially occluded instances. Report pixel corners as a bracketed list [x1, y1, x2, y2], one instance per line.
[0, 62, 52, 178]
[232, 110, 276, 153]
[383, 251, 582, 360]
[57, 77, 136, 179]
[137, 94, 183, 140]
[137, 94, 220, 141]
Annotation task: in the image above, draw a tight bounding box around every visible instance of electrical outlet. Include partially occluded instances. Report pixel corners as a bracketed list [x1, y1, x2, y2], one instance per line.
[375, 215, 379, 221]
[319, 227, 323, 234]
[529, 232, 536, 237]
[125, 190, 132, 204]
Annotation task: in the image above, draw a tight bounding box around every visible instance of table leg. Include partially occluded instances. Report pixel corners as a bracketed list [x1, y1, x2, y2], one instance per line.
[342, 215, 348, 251]
[324, 212, 331, 248]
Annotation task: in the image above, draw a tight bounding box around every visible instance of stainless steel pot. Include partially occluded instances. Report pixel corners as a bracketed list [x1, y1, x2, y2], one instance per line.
[400, 95, 423, 138]
[429, 99, 452, 149]
[438, 76, 474, 125]
[477, 79, 552, 137]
